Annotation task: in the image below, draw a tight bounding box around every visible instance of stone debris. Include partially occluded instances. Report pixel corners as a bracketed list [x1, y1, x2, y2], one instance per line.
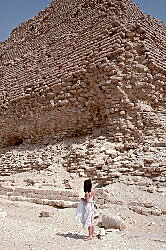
[98, 228, 106, 240]
[39, 211, 50, 217]
[63, 179, 72, 189]
[129, 203, 166, 216]
[0, 184, 80, 208]
[157, 188, 165, 193]
[94, 211, 100, 219]
[0, 134, 164, 189]
[148, 222, 156, 226]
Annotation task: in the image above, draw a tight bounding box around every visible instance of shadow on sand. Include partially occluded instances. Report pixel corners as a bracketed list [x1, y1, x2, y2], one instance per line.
[56, 232, 86, 240]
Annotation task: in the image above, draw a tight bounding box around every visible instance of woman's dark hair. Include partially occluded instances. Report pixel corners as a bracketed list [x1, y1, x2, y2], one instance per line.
[84, 179, 92, 193]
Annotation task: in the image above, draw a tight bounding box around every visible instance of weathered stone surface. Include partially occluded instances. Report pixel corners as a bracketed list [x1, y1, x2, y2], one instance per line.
[0, 0, 165, 152]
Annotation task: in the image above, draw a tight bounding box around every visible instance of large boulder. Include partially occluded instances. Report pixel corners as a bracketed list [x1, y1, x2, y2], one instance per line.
[102, 215, 126, 231]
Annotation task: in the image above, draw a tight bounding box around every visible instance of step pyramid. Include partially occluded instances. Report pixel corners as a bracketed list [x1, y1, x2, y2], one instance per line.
[0, 0, 166, 147]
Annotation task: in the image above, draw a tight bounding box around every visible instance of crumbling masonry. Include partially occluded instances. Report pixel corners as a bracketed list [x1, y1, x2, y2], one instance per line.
[0, 0, 166, 148]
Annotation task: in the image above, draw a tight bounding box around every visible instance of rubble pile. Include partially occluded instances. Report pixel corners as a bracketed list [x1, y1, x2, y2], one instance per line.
[0, 136, 165, 186]
[0, 0, 166, 185]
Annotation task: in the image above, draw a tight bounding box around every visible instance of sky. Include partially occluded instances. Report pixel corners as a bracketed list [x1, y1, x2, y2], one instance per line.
[0, 0, 166, 42]
[133, 0, 166, 24]
[0, 0, 52, 42]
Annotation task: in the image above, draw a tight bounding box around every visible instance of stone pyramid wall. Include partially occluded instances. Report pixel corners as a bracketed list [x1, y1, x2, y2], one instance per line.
[0, 0, 166, 147]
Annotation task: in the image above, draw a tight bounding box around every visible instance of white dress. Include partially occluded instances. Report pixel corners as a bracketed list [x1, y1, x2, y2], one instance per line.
[76, 196, 95, 228]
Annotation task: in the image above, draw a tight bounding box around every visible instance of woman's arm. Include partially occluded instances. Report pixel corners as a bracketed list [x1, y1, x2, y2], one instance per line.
[92, 189, 96, 199]
[84, 192, 89, 203]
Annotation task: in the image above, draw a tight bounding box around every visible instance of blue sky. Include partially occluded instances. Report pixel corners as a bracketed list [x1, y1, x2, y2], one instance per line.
[0, 0, 52, 42]
[0, 0, 166, 42]
[133, 0, 166, 24]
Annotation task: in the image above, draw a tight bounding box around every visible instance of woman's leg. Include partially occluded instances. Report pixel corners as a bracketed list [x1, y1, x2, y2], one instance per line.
[88, 226, 93, 239]
[92, 225, 94, 237]
[88, 226, 90, 239]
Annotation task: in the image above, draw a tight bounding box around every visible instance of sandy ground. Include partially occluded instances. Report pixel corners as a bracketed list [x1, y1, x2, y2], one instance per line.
[0, 155, 166, 250]
[0, 194, 166, 250]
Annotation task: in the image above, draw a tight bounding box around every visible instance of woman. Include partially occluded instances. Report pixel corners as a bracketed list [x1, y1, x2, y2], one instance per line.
[76, 179, 96, 240]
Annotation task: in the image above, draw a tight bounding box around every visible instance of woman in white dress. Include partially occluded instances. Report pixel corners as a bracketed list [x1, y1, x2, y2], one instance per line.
[76, 179, 95, 240]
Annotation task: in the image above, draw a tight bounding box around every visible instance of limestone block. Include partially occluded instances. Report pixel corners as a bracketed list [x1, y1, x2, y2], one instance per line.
[105, 149, 117, 158]
[151, 209, 162, 216]
[125, 41, 133, 49]
[117, 56, 125, 62]
[129, 206, 142, 214]
[33, 198, 43, 204]
[63, 200, 77, 208]
[39, 211, 50, 217]
[157, 188, 165, 193]
[119, 31, 125, 38]
[125, 51, 132, 58]
[143, 202, 153, 208]
[162, 210, 166, 215]
[49, 200, 77, 208]
[96, 198, 105, 205]
[109, 76, 123, 84]
[102, 215, 126, 231]
[137, 27, 145, 34]
[116, 48, 125, 54]
[141, 208, 152, 216]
